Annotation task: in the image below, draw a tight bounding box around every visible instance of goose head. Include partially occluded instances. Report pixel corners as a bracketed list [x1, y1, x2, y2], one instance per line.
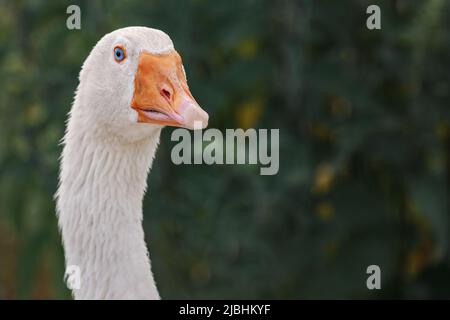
[75, 26, 208, 142]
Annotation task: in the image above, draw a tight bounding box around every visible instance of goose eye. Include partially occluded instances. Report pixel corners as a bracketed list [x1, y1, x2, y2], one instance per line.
[114, 46, 126, 62]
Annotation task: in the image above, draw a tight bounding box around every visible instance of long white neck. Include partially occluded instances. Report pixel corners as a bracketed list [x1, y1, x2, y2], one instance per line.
[56, 107, 162, 300]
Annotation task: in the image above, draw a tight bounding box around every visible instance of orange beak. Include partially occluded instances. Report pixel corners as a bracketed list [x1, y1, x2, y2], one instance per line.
[131, 50, 208, 129]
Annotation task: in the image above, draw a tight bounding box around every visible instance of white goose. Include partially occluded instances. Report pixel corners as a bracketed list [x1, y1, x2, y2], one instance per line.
[55, 27, 208, 300]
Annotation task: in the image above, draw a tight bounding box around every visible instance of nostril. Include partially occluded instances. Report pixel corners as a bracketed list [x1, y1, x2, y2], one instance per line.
[161, 88, 171, 101]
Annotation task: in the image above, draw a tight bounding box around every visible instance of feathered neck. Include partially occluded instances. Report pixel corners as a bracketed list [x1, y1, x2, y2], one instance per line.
[56, 105, 162, 299]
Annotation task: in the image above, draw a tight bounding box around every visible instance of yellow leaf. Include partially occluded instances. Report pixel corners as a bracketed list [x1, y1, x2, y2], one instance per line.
[405, 238, 434, 278]
[236, 97, 264, 129]
[190, 261, 211, 283]
[323, 241, 339, 260]
[236, 38, 258, 59]
[312, 163, 334, 194]
[310, 122, 335, 142]
[329, 96, 352, 116]
[26, 103, 46, 125]
[316, 201, 334, 221]
[435, 121, 449, 141]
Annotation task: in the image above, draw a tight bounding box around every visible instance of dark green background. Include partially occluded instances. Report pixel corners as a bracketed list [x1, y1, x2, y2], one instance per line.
[0, 0, 449, 299]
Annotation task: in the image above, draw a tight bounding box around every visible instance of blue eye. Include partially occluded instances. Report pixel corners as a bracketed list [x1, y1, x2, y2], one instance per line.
[114, 46, 125, 62]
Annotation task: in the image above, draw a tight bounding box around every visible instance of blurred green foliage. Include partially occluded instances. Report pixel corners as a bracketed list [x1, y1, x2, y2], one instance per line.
[0, 0, 449, 299]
